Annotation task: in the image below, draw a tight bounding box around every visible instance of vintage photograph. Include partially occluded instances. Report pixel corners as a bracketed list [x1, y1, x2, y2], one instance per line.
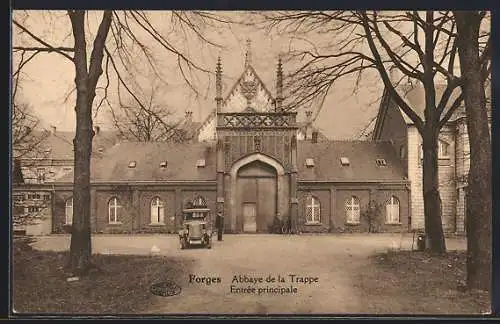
[11, 10, 492, 316]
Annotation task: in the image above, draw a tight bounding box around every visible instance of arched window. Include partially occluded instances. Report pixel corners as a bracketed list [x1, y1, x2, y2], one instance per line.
[305, 195, 321, 223]
[385, 196, 400, 224]
[108, 197, 120, 223]
[150, 197, 165, 224]
[345, 196, 360, 224]
[65, 197, 73, 225]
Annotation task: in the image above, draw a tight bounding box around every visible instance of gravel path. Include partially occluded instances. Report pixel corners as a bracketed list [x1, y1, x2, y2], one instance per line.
[29, 233, 466, 315]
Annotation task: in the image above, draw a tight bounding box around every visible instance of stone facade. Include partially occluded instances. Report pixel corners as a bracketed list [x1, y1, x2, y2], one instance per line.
[373, 82, 491, 234]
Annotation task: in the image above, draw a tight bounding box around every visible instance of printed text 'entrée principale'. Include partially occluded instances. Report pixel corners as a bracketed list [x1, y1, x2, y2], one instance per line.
[188, 274, 320, 295]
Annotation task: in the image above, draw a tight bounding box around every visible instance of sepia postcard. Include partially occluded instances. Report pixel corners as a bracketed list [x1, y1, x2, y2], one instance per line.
[10, 9, 493, 318]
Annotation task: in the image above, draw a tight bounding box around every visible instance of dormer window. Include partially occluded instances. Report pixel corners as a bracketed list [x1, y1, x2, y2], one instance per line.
[196, 159, 206, 168]
[128, 161, 137, 168]
[376, 159, 387, 167]
[305, 158, 315, 167]
[340, 157, 350, 166]
[160, 161, 168, 168]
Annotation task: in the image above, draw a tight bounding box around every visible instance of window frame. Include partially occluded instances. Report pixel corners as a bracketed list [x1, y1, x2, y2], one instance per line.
[438, 139, 450, 158]
[385, 196, 401, 224]
[108, 197, 121, 224]
[305, 195, 321, 224]
[65, 197, 73, 225]
[345, 196, 361, 224]
[150, 197, 165, 225]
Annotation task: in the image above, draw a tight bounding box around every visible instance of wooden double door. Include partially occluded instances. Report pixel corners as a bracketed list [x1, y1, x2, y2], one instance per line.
[237, 161, 277, 233]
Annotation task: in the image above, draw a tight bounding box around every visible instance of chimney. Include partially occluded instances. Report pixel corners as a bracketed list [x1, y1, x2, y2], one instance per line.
[50, 125, 56, 135]
[304, 110, 313, 140]
[305, 110, 313, 125]
[185, 111, 193, 123]
[312, 131, 318, 143]
[93, 125, 100, 135]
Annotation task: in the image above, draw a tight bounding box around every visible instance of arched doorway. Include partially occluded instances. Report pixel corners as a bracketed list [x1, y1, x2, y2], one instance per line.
[228, 153, 286, 233]
[236, 160, 277, 233]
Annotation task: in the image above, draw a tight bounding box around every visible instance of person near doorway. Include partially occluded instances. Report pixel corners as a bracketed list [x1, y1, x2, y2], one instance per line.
[215, 212, 224, 241]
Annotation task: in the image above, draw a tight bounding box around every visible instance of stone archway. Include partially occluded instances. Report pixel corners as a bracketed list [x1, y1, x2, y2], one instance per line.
[229, 153, 286, 233]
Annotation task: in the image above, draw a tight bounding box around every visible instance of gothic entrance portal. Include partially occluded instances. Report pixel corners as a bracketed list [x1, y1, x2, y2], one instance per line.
[235, 159, 278, 233]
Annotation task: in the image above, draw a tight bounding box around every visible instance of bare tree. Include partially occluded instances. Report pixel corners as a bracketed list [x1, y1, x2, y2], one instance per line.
[11, 102, 47, 161]
[11, 70, 49, 163]
[109, 77, 185, 142]
[259, 10, 490, 253]
[454, 11, 491, 292]
[12, 10, 229, 275]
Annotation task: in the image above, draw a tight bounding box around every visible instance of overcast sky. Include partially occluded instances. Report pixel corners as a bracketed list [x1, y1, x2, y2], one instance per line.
[12, 11, 385, 140]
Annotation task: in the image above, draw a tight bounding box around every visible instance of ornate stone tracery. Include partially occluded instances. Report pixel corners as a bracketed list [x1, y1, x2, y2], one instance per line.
[220, 113, 295, 128]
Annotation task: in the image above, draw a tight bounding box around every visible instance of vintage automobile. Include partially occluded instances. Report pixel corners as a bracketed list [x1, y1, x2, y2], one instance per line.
[178, 206, 213, 249]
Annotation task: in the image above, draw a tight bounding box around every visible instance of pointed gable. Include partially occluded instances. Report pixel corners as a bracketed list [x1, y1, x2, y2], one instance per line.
[222, 65, 275, 113]
[197, 56, 278, 142]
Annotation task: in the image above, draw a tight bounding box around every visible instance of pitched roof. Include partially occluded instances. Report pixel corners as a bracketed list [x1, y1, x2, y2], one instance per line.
[55, 140, 406, 184]
[89, 141, 217, 183]
[19, 130, 119, 161]
[297, 140, 407, 182]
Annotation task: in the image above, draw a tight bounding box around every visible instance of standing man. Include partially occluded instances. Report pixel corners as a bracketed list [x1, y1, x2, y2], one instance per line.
[216, 212, 224, 241]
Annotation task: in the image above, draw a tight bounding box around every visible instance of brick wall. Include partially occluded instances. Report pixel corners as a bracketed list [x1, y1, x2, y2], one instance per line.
[95, 189, 134, 233]
[334, 187, 409, 233]
[335, 188, 371, 232]
[296, 184, 410, 233]
[89, 186, 216, 234]
[297, 188, 330, 233]
[138, 190, 177, 233]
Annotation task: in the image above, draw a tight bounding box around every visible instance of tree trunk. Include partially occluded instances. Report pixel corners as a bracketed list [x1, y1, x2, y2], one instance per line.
[68, 10, 92, 275]
[420, 11, 446, 254]
[455, 11, 492, 292]
[421, 129, 446, 253]
[67, 10, 112, 275]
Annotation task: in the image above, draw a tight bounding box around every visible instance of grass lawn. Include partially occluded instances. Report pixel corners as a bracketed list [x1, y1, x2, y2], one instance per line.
[12, 237, 196, 315]
[352, 249, 491, 315]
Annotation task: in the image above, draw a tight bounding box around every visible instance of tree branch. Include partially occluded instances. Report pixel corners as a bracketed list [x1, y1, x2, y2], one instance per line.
[13, 19, 74, 61]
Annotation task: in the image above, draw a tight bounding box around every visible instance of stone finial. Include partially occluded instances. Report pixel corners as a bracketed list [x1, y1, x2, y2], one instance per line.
[216, 56, 223, 111]
[276, 55, 283, 111]
[244, 38, 252, 68]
